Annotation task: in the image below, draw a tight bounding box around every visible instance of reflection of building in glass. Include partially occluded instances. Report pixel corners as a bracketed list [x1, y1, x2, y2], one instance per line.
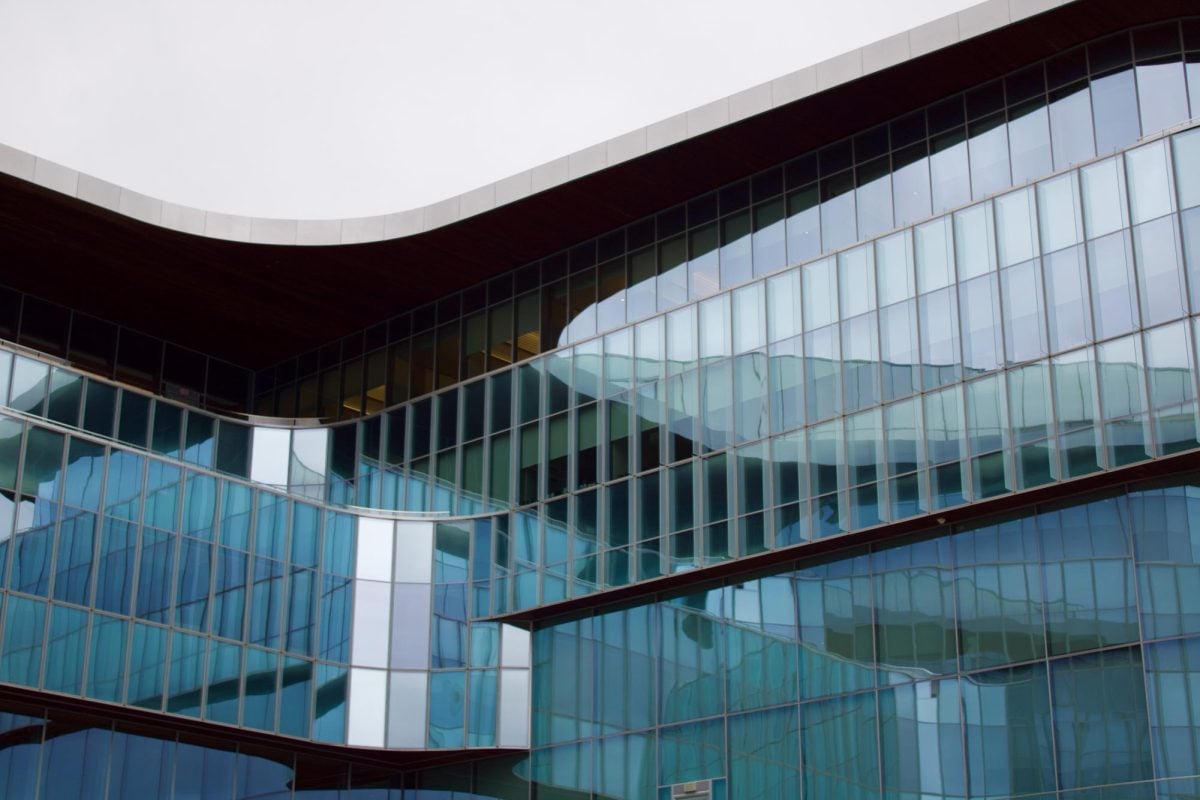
[1, 1, 1200, 796]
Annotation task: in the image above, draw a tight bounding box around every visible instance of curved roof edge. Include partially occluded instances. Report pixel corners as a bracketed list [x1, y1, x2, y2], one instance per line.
[0, 0, 1069, 247]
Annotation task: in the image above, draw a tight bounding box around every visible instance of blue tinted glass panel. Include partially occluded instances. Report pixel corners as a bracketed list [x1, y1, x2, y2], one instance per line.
[802, 692, 878, 799]
[312, 663, 347, 743]
[40, 728, 110, 800]
[962, 663, 1056, 797]
[1145, 636, 1200, 779]
[43, 604, 87, 695]
[243, 647, 278, 732]
[107, 733, 174, 800]
[1052, 646, 1152, 790]
[62, 437, 103, 510]
[127, 622, 166, 710]
[0, 595, 44, 686]
[166, 630, 205, 717]
[206, 639, 241, 725]
[280, 656, 312, 738]
[87, 614, 127, 702]
[52, 510, 95, 605]
[135, 527, 175, 622]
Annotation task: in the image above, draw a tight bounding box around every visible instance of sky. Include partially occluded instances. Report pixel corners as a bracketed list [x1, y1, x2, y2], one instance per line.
[0, 0, 978, 220]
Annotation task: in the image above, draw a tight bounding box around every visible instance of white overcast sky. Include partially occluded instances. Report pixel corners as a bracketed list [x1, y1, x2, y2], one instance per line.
[0, 0, 976, 219]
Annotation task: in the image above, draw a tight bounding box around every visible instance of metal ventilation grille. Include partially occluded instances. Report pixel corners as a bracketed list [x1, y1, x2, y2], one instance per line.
[670, 780, 712, 800]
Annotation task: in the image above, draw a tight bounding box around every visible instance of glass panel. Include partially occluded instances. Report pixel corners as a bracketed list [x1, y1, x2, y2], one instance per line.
[892, 144, 932, 227]
[994, 188, 1038, 267]
[786, 185, 820, 264]
[1126, 139, 1176, 224]
[1134, 215, 1187, 326]
[880, 678, 965, 798]
[801, 693, 878, 799]
[960, 274, 1002, 376]
[968, 114, 1011, 198]
[766, 269, 801, 343]
[1002, 259, 1048, 364]
[838, 246, 875, 319]
[802, 258, 837, 331]
[1089, 230, 1139, 340]
[930, 129, 970, 213]
[689, 223, 721, 301]
[1145, 637, 1200, 780]
[1138, 58, 1189, 134]
[1080, 156, 1129, 239]
[1051, 647, 1152, 790]
[1049, 81, 1096, 169]
[1038, 172, 1083, 254]
[1092, 66, 1141, 156]
[1175, 128, 1200, 210]
[1146, 321, 1199, 454]
[732, 283, 765, 355]
[720, 210, 752, 288]
[876, 229, 914, 306]
[919, 287, 960, 388]
[1009, 100, 1053, 184]
[752, 198, 786, 277]
[915, 217, 954, 293]
[879, 299, 919, 402]
[820, 171, 856, 252]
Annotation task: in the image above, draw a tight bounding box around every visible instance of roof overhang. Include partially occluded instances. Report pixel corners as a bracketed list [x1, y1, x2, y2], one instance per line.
[0, 0, 1191, 367]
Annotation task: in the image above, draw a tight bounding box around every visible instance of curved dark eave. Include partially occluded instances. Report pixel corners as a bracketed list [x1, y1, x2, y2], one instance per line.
[0, 0, 1188, 368]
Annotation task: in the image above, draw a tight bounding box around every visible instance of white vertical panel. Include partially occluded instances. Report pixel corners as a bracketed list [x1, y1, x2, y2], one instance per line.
[350, 579, 391, 668]
[355, 517, 394, 581]
[498, 668, 530, 748]
[249, 427, 290, 486]
[500, 624, 531, 668]
[347, 668, 388, 747]
[389, 583, 431, 669]
[393, 520, 434, 583]
[387, 671, 429, 748]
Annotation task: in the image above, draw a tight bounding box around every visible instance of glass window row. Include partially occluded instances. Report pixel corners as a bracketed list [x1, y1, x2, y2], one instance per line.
[257, 22, 1200, 422]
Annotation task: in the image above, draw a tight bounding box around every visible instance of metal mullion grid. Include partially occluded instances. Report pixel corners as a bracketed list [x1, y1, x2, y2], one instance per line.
[76, 421, 116, 706]
[1000, 207, 1056, 494]
[114, 416, 155, 711]
[942, 517, 973, 800]
[265, 496, 294, 735]
[1051, 170, 1101, 477]
[857, 537, 883, 799]
[942, 205, 975, 506]
[1113, 150, 1157, 462]
[1035, 475, 1067, 796]
[985, 194, 1024, 497]
[1118, 481, 1163, 788]
[867, 297, 887, 529]
[906, 222, 936, 516]
[34, 421, 63, 695]
[290, 488, 325, 741]
[1164, 120, 1200, 439]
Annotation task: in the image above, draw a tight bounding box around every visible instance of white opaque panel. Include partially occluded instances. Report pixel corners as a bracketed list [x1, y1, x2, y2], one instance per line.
[500, 624, 531, 668]
[498, 669, 530, 748]
[393, 520, 434, 583]
[388, 671, 428, 748]
[356, 517, 395, 581]
[390, 583, 431, 669]
[290, 428, 329, 489]
[249, 427, 290, 486]
[347, 668, 388, 747]
[351, 579, 391, 668]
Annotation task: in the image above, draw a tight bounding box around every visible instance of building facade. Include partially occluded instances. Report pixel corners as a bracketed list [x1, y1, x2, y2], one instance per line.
[0, 1, 1199, 796]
